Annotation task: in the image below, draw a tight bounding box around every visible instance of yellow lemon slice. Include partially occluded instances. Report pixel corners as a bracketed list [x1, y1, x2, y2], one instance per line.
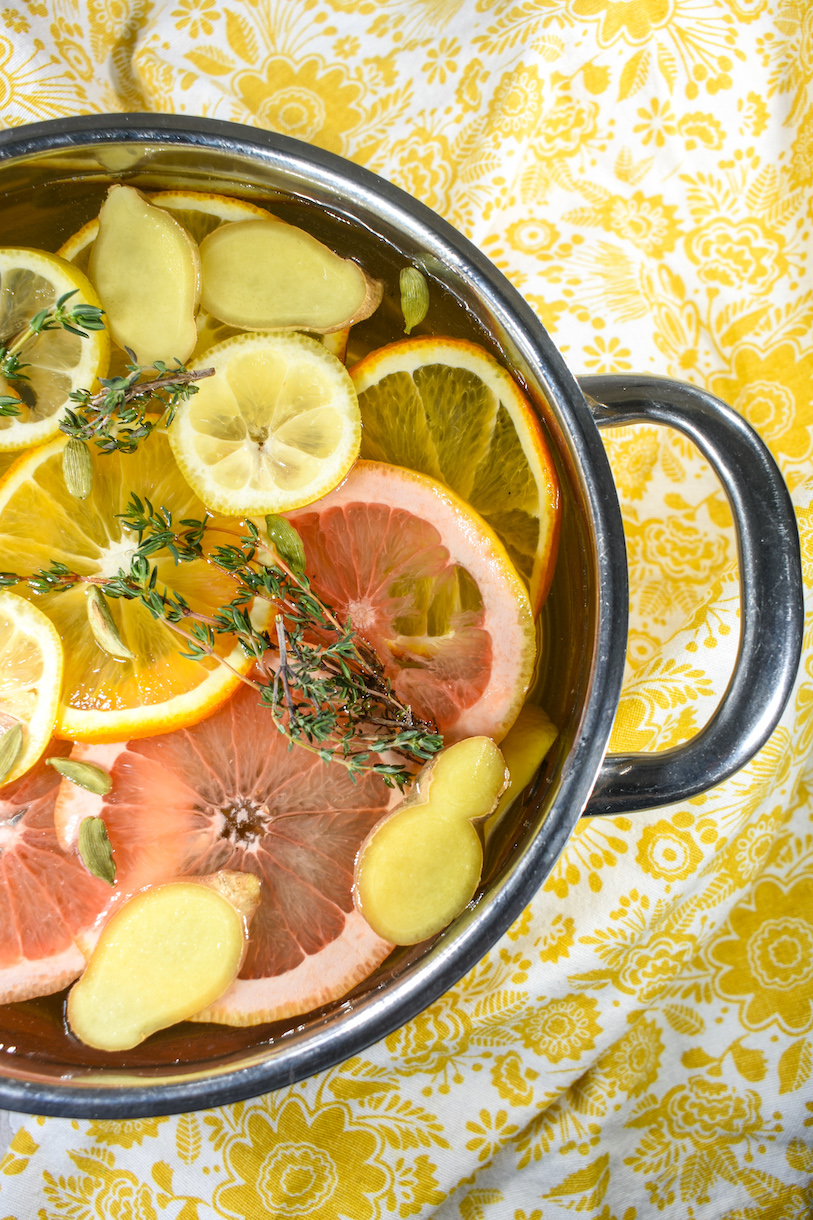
[0, 431, 258, 742]
[0, 247, 109, 452]
[0, 590, 63, 784]
[169, 331, 362, 515]
[350, 336, 561, 614]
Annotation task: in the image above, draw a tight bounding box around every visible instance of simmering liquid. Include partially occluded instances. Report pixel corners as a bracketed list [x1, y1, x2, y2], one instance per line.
[0, 145, 590, 1083]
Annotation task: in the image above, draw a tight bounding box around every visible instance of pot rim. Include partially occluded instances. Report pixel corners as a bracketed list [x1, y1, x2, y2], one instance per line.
[0, 114, 628, 1116]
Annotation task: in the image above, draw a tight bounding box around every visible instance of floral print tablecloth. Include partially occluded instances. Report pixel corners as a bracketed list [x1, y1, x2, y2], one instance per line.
[1, 1, 813, 1217]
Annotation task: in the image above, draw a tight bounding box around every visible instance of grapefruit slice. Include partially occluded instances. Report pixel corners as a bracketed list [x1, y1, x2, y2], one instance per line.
[54, 682, 397, 1026]
[286, 461, 537, 743]
[0, 740, 113, 1004]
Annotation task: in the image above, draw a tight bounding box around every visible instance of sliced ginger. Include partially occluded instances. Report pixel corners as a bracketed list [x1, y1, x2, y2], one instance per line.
[88, 185, 200, 365]
[199, 219, 382, 333]
[486, 703, 558, 835]
[353, 737, 508, 945]
[67, 871, 260, 1051]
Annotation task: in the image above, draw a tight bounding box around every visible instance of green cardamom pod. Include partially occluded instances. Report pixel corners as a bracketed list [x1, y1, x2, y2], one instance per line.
[86, 586, 135, 661]
[63, 437, 94, 500]
[400, 267, 429, 335]
[0, 722, 23, 786]
[46, 756, 113, 796]
[77, 816, 116, 884]
[265, 514, 306, 576]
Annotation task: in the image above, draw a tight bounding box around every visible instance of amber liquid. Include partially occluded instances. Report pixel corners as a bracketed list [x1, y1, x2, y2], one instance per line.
[0, 148, 591, 1085]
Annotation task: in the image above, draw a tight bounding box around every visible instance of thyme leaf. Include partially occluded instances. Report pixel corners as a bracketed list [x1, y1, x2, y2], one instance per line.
[2, 500, 442, 788]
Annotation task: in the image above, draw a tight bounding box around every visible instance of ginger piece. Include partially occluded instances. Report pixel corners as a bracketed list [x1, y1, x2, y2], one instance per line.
[199, 219, 382, 333]
[353, 737, 508, 945]
[485, 703, 558, 835]
[88, 184, 200, 365]
[67, 871, 259, 1051]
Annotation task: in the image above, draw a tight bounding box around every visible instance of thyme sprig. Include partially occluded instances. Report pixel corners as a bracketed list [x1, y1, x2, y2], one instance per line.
[0, 290, 106, 416]
[0, 290, 213, 450]
[0, 499, 442, 787]
[61, 354, 215, 454]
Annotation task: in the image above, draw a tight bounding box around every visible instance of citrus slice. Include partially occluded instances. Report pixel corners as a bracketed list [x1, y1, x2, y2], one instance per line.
[169, 331, 362, 515]
[0, 430, 257, 742]
[0, 590, 63, 784]
[53, 682, 398, 1025]
[0, 740, 113, 1004]
[286, 460, 536, 743]
[350, 336, 561, 613]
[0, 247, 109, 451]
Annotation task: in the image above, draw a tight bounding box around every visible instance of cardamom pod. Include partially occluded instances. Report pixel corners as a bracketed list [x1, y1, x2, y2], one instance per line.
[0, 722, 23, 786]
[63, 438, 93, 500]
[77, 816, 116, 884]
[86, 585, 135, 661]
[46, 756, 113, 796]
[400, 266, 429, 335]
[265, 514, 306, 576]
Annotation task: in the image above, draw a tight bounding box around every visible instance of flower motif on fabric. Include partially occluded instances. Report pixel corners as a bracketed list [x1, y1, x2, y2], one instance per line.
[215, 1096, 388, 1220]
[625, 1075, 772, 1207]
[684, 217, 788, 292]
[388, 126, 455, 215]
[85, 1117, 169, 1148]
[488, 65, 544, 137]
[233, 56, 364, 155]
[569, 0, 674, 47]
[455, 57, 488, 113]
[604, 425, 660, 500]
[171, 0, 219, 39]
[637, 818, 703, 881]
[534, 87, 599, 159]
[708, 875, 813, 1033]
[518, 994, 602, 1063]
[710, 342, 813, 464]
[663, 1077, 762, 1146]
[599, 1017, 664, 1098]
[491, 1049, 538, 1105]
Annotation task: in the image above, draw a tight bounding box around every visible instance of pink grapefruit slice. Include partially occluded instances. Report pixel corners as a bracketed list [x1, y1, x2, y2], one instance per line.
[286, 460, 537, 743]
[0, 740, 113, 1004]
[55, 682, 398, 1026]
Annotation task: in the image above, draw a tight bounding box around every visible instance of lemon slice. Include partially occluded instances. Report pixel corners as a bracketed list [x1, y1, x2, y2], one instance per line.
[351, 337, 561, 614]
[0, 431, 259, 742]
[169, 331, 362, 515]
[0, 248, 109, 452]
[0, 590, 63, 784]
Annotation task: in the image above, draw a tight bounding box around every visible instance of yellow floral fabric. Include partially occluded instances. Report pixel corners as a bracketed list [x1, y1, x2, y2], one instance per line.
[2, 2, 813, 1218]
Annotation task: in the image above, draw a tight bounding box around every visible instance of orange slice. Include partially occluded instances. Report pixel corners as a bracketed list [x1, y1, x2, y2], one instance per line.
[350, 336, 560, 613]
[286, 460, 537, 743]
[0, 430, 258, 741]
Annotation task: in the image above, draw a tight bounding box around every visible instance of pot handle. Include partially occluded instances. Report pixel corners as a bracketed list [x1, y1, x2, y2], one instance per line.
[577, 373, 803, 817]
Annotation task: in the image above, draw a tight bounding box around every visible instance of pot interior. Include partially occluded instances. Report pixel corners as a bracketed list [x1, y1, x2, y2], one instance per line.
[0, 127, 603, 1110]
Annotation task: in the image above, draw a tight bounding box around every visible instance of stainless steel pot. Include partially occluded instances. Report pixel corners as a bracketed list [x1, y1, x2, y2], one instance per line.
[0, 114, 802, 1117]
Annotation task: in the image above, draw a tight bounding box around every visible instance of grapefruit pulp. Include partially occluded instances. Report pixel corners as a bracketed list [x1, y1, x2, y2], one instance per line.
[0, 740, 113, 1005]
[286, 460, 537, 743]
[55, 682, 398, 1027]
